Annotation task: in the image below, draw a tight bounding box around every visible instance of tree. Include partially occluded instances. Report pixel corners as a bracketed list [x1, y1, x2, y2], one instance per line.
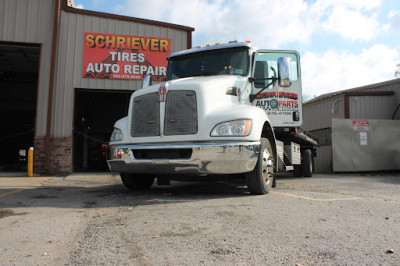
[396, 63, 400, 78]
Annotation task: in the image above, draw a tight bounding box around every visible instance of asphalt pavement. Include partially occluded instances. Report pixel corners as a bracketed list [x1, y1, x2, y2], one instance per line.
[0, 172, 399, 265]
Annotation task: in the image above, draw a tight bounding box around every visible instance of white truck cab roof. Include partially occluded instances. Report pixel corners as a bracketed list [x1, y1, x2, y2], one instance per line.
[167, 41, 255, 60]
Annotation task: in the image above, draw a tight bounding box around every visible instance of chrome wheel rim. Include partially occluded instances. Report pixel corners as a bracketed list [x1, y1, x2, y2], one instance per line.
[261, 149, 272, 184]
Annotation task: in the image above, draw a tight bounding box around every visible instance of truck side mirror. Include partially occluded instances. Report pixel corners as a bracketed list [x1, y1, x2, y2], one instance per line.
[278, 57, 291, 87]
[142, 75, 152, 88]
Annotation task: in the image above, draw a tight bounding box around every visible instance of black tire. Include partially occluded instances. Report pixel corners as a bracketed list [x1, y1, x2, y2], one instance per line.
[293, 165, 302, 177]
[302, 149, 313, 177]
[120, 173, 155, 190]
[245, 138, 275, 195]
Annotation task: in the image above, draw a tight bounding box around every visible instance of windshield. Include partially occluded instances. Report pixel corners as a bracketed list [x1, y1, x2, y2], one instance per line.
[167, 47, 249, 80]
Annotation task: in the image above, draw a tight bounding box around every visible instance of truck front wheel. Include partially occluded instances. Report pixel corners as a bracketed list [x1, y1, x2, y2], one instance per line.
[120, 173, 155, 190]
[245, 138, 275, 195]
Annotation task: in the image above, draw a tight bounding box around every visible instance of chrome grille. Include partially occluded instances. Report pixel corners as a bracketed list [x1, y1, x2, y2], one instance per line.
[130, 93, 160, 137]
[164, 90, 198, 135]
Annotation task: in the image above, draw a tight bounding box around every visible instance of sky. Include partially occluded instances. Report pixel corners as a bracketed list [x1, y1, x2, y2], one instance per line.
[74, 0, 400, 99]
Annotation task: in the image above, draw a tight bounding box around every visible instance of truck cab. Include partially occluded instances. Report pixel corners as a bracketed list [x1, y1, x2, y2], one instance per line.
[107, 41, 317, 195]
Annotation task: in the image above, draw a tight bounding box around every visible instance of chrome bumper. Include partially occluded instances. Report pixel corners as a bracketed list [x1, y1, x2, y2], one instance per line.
[107, 142, 260, 175]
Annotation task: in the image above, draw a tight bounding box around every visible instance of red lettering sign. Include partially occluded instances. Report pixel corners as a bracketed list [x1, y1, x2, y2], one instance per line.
[353, 121, 370, 132]
[82, 33, 170, 81]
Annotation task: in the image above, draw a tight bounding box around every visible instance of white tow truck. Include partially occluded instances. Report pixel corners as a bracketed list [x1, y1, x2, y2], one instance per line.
[107, 41, 318, 195]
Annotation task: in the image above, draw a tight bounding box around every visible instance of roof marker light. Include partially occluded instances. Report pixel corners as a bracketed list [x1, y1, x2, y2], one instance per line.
[246, 40, 252, 43]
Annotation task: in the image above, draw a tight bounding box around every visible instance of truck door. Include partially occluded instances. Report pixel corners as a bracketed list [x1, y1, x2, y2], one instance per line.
[251, 51, 302, 127]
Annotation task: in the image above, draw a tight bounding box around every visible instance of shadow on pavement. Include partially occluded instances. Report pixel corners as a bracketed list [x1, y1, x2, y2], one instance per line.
[0, 174, 252, 211]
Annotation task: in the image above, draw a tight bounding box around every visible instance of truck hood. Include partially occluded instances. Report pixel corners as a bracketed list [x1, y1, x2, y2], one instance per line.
[133, 75, 252, 118]
[135, 75, 247, 97]
[168, 75, 243, 88]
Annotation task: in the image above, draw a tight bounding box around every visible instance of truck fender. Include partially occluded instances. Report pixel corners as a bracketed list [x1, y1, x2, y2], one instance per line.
[112, 116, 129, 142]
[114, 116, 128, 131]
[261, 121, 277, 171]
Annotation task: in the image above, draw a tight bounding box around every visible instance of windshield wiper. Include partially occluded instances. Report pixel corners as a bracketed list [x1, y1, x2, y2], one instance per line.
[249, 77, 278, 102]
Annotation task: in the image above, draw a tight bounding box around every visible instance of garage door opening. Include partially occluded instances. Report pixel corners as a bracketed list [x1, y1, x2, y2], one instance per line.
[0, 43, 40, 172]
[73, 89, 132, 171]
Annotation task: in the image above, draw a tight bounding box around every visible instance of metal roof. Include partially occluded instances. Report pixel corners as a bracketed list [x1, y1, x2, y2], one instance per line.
[304, 78, 400, 105]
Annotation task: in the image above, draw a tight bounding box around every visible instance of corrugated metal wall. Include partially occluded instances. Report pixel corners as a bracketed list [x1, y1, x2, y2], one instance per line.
[304, 79, 400, 131]
[346, 81, 399, 120]
[303, 95, 345, 131]
[314, 145, 332, 173]
[349, 95, 397, 120]
[0, 0, 55, 136]
[52, 10, 191, 136]
[303, 95, 344, 173]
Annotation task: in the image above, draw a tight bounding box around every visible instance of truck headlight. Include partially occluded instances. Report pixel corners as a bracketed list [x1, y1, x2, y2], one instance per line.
[110, 128, 123, 142]
[211, 120, 252, 137]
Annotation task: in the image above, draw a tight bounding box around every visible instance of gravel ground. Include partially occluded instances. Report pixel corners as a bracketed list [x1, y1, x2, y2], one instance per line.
[0, 173, 399, 265]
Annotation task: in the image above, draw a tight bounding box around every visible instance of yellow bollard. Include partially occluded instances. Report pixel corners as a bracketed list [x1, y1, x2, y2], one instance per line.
[28, 147, 34, 177]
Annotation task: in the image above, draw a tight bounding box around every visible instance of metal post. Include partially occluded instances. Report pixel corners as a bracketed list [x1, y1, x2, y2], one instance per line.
[28, 147, 34, 177]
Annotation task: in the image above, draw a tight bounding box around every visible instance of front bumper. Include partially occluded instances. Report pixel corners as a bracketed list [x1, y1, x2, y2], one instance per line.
[107, 142, 260, 175]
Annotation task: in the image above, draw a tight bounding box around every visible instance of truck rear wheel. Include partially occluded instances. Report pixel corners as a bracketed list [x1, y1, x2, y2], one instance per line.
[302, 149, 313, 177]
[245, 138, 275, 195]
[293, 165, 302, 177]
[120, 173, 155, 190]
